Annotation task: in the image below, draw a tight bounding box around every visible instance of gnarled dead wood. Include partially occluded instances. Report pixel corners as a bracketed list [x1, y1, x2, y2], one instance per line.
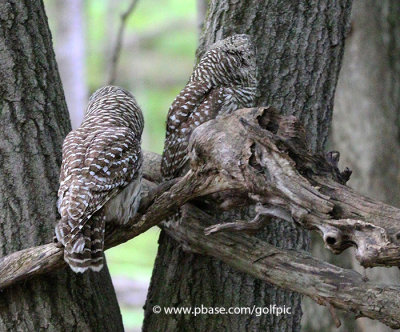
[0, 147, 237, 290]
[1, 107, 400, 328]
[188, 107, 400, 268]
[163, 204, 400, 329]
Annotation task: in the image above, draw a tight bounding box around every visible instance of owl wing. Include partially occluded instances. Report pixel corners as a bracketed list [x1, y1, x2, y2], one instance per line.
[162, 82, 226, 179]
[56, 126, 142, 246]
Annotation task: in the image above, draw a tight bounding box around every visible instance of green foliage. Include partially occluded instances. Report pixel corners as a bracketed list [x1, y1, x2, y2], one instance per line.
[85, 0, 197, 155]
[128, 0, 196, 31]
[119, 307, 145, 330]
[106, 227, 160, 280]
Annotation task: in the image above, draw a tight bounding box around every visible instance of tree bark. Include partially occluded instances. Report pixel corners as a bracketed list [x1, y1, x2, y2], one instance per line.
[196, 0, 208, 35]
[143, 1, 352, 331]
[3, 108, 400, 328]
[0, 1, 123, 331]
[330, 1, 400, 331]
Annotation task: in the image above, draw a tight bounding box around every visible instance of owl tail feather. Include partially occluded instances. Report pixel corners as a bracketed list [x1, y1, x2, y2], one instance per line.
[55, 214, 106, 273]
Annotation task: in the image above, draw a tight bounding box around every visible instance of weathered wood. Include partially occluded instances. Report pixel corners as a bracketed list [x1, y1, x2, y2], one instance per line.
[2, 108, 400, 328]
[2, 108, 400, 270]
[0, 151, 225, 290]
[145, 1, 352, 331]
[0, 244, 65, 290]
[193, 107, 400, 268]
[163, 204, 400, 329]
[329, 2, 400, 330]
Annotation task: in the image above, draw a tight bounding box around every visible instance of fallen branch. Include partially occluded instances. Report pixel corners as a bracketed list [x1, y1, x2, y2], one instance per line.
[163, 204, 400, 329]
[2, 107, 400, 329]
[186, 107, 400, 267]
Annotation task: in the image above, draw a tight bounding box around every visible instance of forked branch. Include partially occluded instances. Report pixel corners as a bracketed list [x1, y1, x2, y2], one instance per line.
[187, 107, 400, 267]
[163, 204, 400, 329]
[1, 107, 400, 328]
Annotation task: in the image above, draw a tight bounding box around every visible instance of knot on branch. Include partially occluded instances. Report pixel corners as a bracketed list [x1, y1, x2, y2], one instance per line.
[320, 226, 351, 253]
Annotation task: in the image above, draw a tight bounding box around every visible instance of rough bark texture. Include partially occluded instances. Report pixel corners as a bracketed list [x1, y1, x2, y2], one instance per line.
[330, 1, 400, 331]
[333, 0, 400, 207]
[301, 235, 357, 332]
[196, 0, 208, 34]
[3, 109, 400, 328]
[143, 1, 352, 331]
[0, 1, 123, 331]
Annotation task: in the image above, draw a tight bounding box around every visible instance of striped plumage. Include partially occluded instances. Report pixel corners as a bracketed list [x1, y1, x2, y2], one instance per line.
[55, 86, 144, 273]
[162, 34, 257, 179]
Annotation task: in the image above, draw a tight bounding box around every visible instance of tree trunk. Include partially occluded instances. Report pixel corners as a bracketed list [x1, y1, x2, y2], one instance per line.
[143, 1, 352, 331]
[330, 1, 400, 331]
[0, 1, 123, 331]
[196, 0, 208, 35]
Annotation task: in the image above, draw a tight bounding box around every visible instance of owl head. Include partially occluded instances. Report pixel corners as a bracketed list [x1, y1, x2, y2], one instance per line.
[83, 85, 144, 136]
[210, 34, 255, 66]
[85, 86, 135, 115]
[192, 34, 257, 87]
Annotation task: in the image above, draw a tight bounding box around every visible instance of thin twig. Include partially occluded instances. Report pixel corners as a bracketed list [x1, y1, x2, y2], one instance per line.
[108, 0, 139, 85]
[323, 298, 342, 328]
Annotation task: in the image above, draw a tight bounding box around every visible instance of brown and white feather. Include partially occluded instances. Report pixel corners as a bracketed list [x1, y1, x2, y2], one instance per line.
[161, 34, 257, 179]
[56, 86, 144, 273]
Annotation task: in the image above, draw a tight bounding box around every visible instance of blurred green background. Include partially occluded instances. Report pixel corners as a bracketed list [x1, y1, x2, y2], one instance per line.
[86, 0, 197, 154]
[45, 0, 198, 330]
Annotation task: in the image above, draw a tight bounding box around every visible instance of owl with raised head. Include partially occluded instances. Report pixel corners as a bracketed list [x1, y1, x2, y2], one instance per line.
[55, 86, 144, 273]
[162, 34, 257, 179]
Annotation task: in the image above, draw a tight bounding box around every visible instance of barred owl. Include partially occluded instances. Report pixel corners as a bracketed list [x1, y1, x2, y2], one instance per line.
[55, 86, 144, 273]
[162, 34, 257, 179]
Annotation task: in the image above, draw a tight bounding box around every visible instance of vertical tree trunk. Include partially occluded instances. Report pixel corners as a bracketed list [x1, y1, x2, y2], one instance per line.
[0, 1, 123, 331]
[330, 1, 400, 331]
[196, 0, 208, 35]
[143, 1, 352, 331]
[47, 0, 87, 129]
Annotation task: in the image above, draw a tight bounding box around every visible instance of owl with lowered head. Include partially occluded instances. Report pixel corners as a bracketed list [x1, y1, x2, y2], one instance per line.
[162, 34, 257, 179]
[55, 86, 144, 273]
